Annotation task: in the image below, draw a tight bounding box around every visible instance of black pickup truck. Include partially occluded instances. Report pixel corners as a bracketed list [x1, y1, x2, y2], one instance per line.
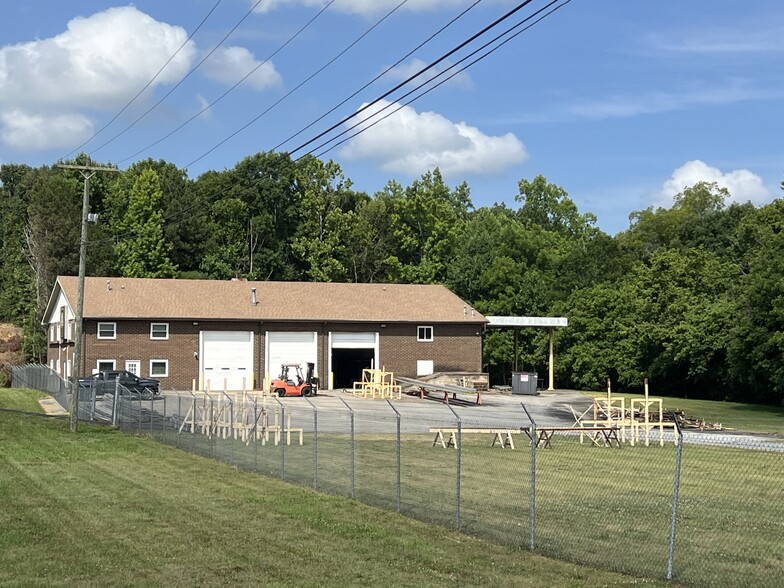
[79, 370, 160, 396]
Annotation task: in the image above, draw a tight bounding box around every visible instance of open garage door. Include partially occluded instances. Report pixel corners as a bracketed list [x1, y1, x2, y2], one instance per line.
[266, 331, 318, 383]
[330, 332, 378, 390]
[200, 331, 254, 391]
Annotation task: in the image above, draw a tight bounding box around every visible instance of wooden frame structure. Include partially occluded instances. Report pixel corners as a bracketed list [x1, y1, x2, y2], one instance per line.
[176, 379, 302, 445]
[429, 427, 531, 449]
[352, 368, 401, 399]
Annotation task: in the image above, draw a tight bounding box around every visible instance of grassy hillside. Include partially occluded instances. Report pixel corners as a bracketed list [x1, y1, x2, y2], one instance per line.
[0, 390, 667, 588]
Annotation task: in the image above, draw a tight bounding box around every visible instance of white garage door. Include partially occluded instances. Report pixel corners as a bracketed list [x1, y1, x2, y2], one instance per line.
[331, 332, 377, 349]
[200, 331, 254, 391]
[266, 331, 317, 381]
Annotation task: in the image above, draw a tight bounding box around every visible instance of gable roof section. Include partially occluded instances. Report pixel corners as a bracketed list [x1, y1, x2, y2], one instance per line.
[53, 276, 487, 324]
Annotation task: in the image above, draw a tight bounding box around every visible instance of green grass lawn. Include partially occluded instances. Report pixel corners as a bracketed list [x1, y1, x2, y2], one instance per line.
[0, 390, 671, 588]
[155, 408, 782, 587]
[0, 387, 47, 412]
[611, 392, 784, 434]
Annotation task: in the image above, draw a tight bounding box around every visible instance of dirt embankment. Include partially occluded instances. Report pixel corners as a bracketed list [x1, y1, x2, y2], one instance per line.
[0, 323, 24, 387]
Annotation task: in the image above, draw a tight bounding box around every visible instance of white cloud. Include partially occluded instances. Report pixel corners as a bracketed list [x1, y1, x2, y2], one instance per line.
[253, 0, 469, 15]
[647, 24, 784, 54]
[659, 160, 772, 206]
[0, 6, 196, 150]
[196, 95, 213, 121]
[0, 110, 93, 150]
[385, 58, 472, 89]
[202, 46, 282, 91]
[511, 79, 780, 124]
[340, 100, 527, 177]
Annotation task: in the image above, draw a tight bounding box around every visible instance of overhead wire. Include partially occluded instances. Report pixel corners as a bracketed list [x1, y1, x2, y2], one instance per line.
[115, 0, 338, 165]
[183, 0, 411, 169]
[308, 0, 570, 160]
[271, 0, 483, 153]
[88, 0, 573, 249]
[88, 0, 268, 156]
[62, 0, 225, 160]
[286, 0, 537, 157]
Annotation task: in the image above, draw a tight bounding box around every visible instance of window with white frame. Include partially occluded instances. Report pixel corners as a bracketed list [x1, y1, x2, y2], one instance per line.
[150, 323, 169, 340]
[417, 326, 434, 342]
[150, 359, 169, 377]
[97, 322, 116, 339]
[96, 359, 116, 373]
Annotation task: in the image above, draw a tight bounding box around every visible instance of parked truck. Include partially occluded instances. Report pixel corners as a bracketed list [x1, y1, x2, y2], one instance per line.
[78, 370, 160, 397]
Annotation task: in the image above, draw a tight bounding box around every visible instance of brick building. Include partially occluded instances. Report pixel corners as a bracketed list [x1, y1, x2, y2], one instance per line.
[43, 276, 486, 391]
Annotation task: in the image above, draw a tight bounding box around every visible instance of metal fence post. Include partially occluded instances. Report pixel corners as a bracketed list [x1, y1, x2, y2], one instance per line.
[222, 392, 234, 465]
[162, 396, 167, 445]
[339, 398, 355, 499]
[446, 403, 462, 530]
[253, 402, 258, 471]
[667, 414, 684, 580]
[177, 394, 182, 448]
[274, 397, 286, 480]
[150, 395, 154, 435]
[522, 403, 537, 550]
[387, 400, 401, 513]
[90, 382, 97, 421]
[111, 378, 120, 426]
[306, 398, 318, 490]
[137, 394, 141, 434]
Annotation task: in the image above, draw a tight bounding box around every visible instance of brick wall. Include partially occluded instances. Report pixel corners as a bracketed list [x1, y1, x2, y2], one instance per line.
[80, 319, 483, 391]
[379, 323, 482, 377]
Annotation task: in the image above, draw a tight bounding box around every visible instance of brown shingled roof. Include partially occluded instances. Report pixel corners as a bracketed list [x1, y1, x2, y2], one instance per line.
[55, 276, 486, 324]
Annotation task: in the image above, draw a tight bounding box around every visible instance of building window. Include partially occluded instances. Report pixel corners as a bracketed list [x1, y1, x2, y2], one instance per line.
[150, 323, 169, 340]
[150, 359, 169, 378]
[96, 359, 116, 373]
[97, 322, 116, 340]
[417, 326, 434, 342]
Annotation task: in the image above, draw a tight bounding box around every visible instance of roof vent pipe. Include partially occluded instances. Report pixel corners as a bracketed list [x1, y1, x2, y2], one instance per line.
[471, 308, 475, 318]
[251, 287, 258, 306]
[463, 304, 467, 316]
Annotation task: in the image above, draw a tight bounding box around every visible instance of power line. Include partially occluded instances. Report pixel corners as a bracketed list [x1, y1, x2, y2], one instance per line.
[61, 0, 226, 160]
[271, 0, 483, 153]
[89, 0, 267, 156]
[308, 0, 570, 160]
[287, 0, 537, 157]
[183, 0, 411, 170]
[88, 0, 574, 251]
[116, 0, 338, 166]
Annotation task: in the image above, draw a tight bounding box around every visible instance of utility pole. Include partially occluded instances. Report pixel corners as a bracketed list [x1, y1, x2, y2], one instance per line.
[56, 160, 119, 432]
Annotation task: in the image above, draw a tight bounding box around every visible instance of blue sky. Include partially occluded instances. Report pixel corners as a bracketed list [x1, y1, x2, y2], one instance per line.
[0, 0, 781, 234]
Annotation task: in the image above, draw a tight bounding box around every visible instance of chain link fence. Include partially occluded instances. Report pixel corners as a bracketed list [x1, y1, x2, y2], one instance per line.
[12, 364, 784, 587]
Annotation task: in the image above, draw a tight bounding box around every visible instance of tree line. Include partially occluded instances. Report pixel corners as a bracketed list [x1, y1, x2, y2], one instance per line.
[1, 152, 782, 405]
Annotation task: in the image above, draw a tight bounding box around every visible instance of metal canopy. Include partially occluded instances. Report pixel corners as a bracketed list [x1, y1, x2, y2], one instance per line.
[484, 316, 569, 391]
[486, 316, 568, 328]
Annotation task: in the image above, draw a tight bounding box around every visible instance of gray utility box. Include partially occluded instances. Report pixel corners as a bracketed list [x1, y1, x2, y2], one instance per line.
[511, 372, 539, 395]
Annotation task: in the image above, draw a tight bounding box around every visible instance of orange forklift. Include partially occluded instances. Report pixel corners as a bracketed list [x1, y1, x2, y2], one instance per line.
[270, 362, 318, 397]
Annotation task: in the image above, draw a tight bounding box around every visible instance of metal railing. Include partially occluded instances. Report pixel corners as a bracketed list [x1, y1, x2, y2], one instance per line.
[12, 365, 784, 588]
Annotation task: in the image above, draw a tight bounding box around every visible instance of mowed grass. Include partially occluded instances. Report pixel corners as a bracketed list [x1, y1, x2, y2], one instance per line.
[166, 417, 783, 587]
[0, 391, 670, 588]
[611, 392, 783, 434]
[287, 436, 782, 587]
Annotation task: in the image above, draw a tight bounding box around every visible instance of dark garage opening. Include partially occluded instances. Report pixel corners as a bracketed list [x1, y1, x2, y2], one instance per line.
[332, 348, 374, 389]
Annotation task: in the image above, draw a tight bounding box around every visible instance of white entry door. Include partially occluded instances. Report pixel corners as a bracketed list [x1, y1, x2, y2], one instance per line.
[125, 360, 141, 376]
[200, 331, 254, 391]
[266, 332, 317, 381]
